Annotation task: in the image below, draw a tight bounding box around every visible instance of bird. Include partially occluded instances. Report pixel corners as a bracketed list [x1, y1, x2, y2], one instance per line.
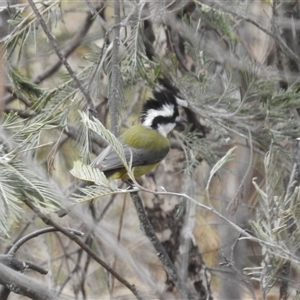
[91, 88, 187, 180]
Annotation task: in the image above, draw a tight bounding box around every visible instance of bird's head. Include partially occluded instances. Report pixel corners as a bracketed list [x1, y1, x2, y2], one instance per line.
[140, 89, 187, 137]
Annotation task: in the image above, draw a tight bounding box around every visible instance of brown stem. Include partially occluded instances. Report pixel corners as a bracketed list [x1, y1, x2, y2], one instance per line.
[24, 198, 144, 300]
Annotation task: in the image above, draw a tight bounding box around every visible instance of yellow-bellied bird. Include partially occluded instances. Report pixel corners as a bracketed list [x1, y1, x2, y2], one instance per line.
[91, 89, 187, 180]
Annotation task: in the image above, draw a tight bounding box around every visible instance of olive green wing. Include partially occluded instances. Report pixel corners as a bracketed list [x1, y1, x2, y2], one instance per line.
[91, 143, 169, 172]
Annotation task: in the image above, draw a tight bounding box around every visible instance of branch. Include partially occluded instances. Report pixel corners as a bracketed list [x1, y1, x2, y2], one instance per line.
[109, 0, 121, 135]
[125, 181, 300, 265]
[4, 85, 32, 106]
[32, 3, 104, 84]
[0, 262, 57, 300]
[128, 183, 196, 300]
[5, 4, 105, 105]
[207, 1, 300, 65]
[27, 0, 97, 115]
[8, 227, 84, 255]
[84, 0, 110, 32]
[279, 138, 300, 299]
[4, 107, 36, 118]
[23, 198, 144, 300]
[0, 227, 84, 299]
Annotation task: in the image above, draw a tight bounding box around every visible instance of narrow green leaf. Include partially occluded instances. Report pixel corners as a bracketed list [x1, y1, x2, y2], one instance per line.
[79, 111, 129, 172]
[205, 146, 236, 191]
[70, 160, 109, 186]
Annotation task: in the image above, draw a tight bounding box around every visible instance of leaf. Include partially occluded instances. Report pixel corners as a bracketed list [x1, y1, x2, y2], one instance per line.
[205, 146, 236, 191]
[10, 68, 43, 98]
[71, 184, 120, 203]
[79, 111, 130, 174]
[70, 160, 109, 186]
[70, 162, 124, 203]
[0, 155, 63, 238]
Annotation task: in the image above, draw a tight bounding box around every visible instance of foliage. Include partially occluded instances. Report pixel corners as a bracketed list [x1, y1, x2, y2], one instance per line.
[1, 0, 300, 299]
[249, 145, 300, 296]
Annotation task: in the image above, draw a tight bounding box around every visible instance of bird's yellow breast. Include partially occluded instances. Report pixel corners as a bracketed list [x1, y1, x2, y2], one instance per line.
[122, 124, 170, 150]
[108, 163, 160, 180]
[107, 124, 170, 180]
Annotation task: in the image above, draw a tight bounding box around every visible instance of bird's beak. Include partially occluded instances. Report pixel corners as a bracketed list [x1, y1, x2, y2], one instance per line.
[175, 116, 188, 131]
[175, 116, 188, 125]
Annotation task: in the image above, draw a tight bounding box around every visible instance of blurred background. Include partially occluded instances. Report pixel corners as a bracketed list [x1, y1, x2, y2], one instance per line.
[1, 0, 300, 299]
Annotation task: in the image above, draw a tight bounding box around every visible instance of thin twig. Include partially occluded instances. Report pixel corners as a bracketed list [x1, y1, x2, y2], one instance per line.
[224, 234, 257, 300]
[84, 0, 110, 32]
[8, 227, 84, 255]
[0, 263, 57, 300]
[109, 0, 121, 135]
[112, 181, 300, 265]
[23, 198, 144, 300]
[278, 138, 300, 299]
[4, 107, 36, 118]
[1, 227, 83, 300]
[0, 254, 50, 299]
[0, 255, 47, 275]
[226, 128, 254, 213]
[207, 1, 300, 65]
[27, 0, 97, 115]
[128, 182, 196, 300]
[53, 232, 76, 295]
[5, 3, 104, 106]
[111, 195, 127, 295]
[4, 85, 32, 106]
[5, 217, 34, 254]
[33, 4, 103, 84]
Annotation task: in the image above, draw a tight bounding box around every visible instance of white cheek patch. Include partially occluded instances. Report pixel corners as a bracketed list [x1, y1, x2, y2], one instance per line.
[157, 123, 176, 137]
[142, 104, 174, 127]
[175, 96, 188, 107]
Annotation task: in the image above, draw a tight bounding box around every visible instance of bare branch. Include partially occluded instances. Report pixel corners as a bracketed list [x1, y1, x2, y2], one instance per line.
[128, 182, 197, 300]
[27, 0, 97, 115]
[32, 4, 104, 85]
[0, 262, 57, 300]
[24, 198, 144, 300]
[208, 1, 300, 64]
[8, 227, 84, 255]
[109, 0, 121, 135]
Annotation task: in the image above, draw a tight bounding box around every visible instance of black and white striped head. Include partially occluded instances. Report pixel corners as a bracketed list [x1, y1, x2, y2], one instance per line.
[141, 89, 186, 137]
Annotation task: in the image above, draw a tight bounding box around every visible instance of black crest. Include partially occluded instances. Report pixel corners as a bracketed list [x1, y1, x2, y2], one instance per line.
[140, 89, 179, 124]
